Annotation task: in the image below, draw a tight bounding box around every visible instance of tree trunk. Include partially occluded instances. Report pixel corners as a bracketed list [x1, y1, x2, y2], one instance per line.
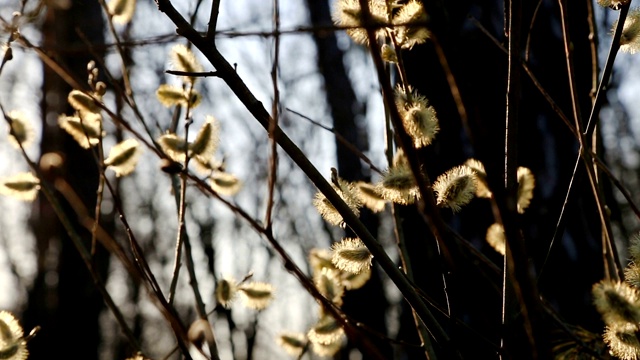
[24, 1, 107, 359]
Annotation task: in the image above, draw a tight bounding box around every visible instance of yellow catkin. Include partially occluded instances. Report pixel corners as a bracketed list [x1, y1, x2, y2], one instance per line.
[0, 173, 40, 202]
[331, 237, 372, 274]
[604, 323, 640, 360]
[210, 171, 242, 195]
[433, 165, 477, 212]
[58, 115, 102, 149]
[158, 134, 188, 162]
[314, 268, 344, 307]
[485, 223, 506, 255]
[0, 311, 28, 360]
[170, 44, 203, 83]
[617, 9, 640, 54]
[104, 139, 142, 177]
[376, 165, 419, 205]
[313, 178, 361, 226]
[517, 167, 535, 214]
[215, 277, 238, 308]
[393, 0, 430, 49]
[307, 316, 344, 346]
[277, 332, 307, 357]
[593, 280, 640, 325]
[108, 0, 136, 24]
[464, 158, 492, 198]
[6, 111, 34, 149]
[332, 0, 389, 46]
[394, 85, 439, 148]
[238, 282, 275, 310]
[341, 267, 371, 290]
[355, 181, 386, 212]
[189, 117, 220, 159]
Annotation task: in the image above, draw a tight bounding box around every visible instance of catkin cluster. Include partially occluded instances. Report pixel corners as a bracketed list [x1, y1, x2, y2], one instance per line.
[277, 240, 373, 357]
[593, 235, 640, 359]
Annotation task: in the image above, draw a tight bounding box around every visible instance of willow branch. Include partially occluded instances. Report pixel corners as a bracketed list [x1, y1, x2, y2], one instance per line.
[154, 0, 453, 352]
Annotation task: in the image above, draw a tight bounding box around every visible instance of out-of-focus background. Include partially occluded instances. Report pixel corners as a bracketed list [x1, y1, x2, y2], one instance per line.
[0, 0, 639, 359]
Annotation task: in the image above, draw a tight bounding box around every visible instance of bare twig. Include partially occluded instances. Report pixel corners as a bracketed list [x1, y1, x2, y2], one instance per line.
[385, 14, 437, 357]
[286, 108, 383, 175]
[97, 0, 134, 97]
[91, 123, 106, 259]
[524, 0, 544, 62]
[357, 0, 454, 357]
[431, 37, 472, 145]
[166, 32, 222, 360]
[167, 84, 196, 305]
[500, 0, 548, 357]
[585, 4, 630, 137]
[166, 70, 221, 77]
[593, 156, 640, 220]
[187, 174, 387, 359]
[265, 0, 281, 227]
[101, 176, 195, 358]
[585, 0, 599, 106]
[468, 16, 578, 139]
[154, 0, 453, 353]
[552, 0, 625, 281]
[206, 0, 221, 40]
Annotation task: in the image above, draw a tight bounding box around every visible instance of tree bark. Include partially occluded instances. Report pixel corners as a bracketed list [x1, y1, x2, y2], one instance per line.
[24, 1, 107, 359]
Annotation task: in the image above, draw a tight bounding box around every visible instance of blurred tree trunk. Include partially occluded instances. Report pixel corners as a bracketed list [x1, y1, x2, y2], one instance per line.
[24, 1, 108, 359]
[305, 1, 391, 358]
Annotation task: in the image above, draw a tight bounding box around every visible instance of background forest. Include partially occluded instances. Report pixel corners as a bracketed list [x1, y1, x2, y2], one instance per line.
[1, 0, 640, 359]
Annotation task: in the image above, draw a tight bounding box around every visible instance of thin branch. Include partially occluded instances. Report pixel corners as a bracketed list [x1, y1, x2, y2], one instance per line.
[30, 121, 193, 358]
[206, 0, 221, 40]
[357, 0, 454, 358]
[557, 0, 584, 134]
[385, 15, 436, 358]
[431, 37, 472, 145]
[585, 4, 630, 137]
[167, 88, 196, 304]
[101, 176, 194, 358]
[14, 30, 165, 160]
[524, 0, 544, 62]
[74, 27, 161, 146]
[181, 211, 221, 360]
[501, 0, 546, 357]
[538, 155, 582, 280]
[532, 4, 630, 277]
[380, 45, 433, 355]
[585, 0, 600, 106]
[165, 81, 220, 358]
[91, 106, 107, 259]
[97, 0, 134, 97]
[593, 155, 640, 220]
[187, 175, 387, 359]
[555, 0, 624, 281]
[153, 0, 453, 353]
[468, 16, 578, 139]
[286, 108, 383, 175]
[265, 0, 281, 227]
[166, 70, 221, 77]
